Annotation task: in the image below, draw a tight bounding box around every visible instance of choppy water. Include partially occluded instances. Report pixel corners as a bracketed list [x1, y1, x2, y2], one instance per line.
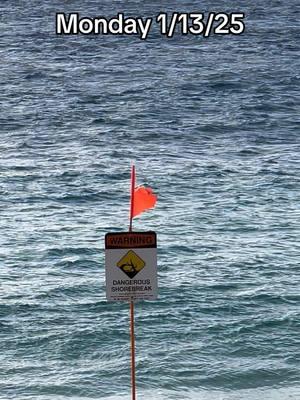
[1, 1, 300, 399]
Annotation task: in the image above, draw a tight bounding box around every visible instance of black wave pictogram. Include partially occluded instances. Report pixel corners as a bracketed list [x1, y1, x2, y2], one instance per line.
[117, 252, 145, 279]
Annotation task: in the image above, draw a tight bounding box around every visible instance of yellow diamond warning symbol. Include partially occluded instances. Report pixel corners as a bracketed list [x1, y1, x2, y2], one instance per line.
[117, 250, 145, 279]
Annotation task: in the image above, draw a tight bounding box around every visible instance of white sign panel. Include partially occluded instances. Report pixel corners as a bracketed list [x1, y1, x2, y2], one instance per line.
[105, 232, 157, 301]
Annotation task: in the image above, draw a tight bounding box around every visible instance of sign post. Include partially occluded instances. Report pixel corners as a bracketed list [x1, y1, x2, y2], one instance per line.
[105, 165, 157, 400]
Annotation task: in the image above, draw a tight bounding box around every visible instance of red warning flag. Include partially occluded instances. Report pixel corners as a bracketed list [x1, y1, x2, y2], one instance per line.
[132, 186, 157, 218]
[129, 165, 157, 223]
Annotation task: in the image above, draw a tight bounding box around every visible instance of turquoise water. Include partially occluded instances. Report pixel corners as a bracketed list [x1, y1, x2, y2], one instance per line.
[1, 1, 300, 399]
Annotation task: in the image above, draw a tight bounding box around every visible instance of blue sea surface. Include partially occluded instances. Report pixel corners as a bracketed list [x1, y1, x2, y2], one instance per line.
[1, 1, 299, 399]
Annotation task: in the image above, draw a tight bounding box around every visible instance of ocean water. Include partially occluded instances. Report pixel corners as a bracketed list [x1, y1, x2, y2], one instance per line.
[1, 1, 299, 399]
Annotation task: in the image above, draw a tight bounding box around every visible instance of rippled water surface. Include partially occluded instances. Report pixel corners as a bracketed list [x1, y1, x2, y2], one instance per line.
[1, 1, 300, 399]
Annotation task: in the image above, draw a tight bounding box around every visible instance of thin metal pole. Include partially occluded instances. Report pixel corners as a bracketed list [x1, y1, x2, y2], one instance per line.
[129, 164, 135, 231]
[130, 301, 136, 400]
[129, 164, 136, 400]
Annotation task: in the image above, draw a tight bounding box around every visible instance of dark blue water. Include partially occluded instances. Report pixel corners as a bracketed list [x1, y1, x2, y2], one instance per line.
[1, 1, 300, 399]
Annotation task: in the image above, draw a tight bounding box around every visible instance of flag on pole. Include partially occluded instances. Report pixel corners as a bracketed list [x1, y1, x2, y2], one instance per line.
[129, 165, 157, 220]
[132, 186, 157, 218]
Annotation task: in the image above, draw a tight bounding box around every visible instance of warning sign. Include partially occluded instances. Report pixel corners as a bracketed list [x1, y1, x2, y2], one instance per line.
[105, 232, 157, 302]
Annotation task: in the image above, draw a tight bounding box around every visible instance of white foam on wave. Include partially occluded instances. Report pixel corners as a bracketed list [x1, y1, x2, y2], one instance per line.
[101, 386, 300, 400]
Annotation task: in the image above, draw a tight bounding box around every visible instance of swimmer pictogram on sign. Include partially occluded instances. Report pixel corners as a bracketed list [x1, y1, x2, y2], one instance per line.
[117, 250, 146, 278]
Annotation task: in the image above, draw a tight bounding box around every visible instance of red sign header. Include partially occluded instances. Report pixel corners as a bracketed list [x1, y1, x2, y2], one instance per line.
[105, 232, 156, 249]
